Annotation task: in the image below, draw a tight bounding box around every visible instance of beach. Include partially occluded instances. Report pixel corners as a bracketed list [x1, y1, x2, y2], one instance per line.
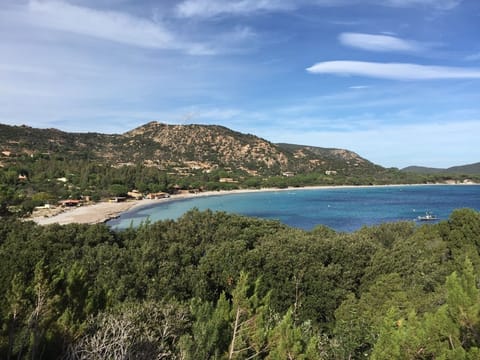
[29, 182, 477, 226]
[30, 188, 292, 225]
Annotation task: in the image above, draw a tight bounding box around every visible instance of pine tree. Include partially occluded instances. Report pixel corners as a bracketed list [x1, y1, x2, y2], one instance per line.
[228, 272, 271, 360]
[5, 273, 28, 360]
[266, 309, 305, 360]
[180, 294, 231, 360]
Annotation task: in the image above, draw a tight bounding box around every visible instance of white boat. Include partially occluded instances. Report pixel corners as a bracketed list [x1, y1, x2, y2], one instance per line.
[417, 211, 438, 221]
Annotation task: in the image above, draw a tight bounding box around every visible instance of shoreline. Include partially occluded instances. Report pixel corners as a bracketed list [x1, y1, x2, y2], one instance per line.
[30, 182, 478, 226]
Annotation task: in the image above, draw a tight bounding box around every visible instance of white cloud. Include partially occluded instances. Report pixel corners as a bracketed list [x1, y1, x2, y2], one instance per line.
[339, 33, 422, 52]
[349, 85, 370, 89]
[176, 0, 295, 18]
[380, 0, 462, 10]
[306, 61, 480, 80]
[28, 0, 172, 47]
[176, 0, 462, 18]
[26, 0, 211, 54]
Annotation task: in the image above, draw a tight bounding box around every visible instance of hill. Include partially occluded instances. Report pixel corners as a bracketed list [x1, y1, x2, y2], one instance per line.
[1, 122, 478, 216]
[402, 162, 480, 175]
[276, 142, 376, 170]
[0, 121, 379, 176]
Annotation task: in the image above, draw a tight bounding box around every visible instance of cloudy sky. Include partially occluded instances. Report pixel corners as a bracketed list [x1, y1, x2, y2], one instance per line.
[1, 0, 479, 168]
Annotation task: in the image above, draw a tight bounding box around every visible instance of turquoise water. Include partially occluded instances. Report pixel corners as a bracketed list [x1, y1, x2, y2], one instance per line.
[108, 185, 480, 232]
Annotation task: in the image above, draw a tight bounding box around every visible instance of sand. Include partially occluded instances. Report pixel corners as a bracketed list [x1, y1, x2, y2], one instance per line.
[29, 188, 286, 225]
[31, 201, 145, 226]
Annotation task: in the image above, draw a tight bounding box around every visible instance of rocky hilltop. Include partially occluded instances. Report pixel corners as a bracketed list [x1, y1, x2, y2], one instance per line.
[0, 122, 379, 176]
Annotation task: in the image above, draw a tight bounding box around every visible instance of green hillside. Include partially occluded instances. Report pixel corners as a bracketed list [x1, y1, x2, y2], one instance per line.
[402, 162, 480, 175]
[1, 122, 478, 217]
[1, 208, 480, 359]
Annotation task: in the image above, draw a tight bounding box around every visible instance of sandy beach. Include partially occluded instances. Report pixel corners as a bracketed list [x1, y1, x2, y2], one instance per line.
[29, 186, 342, 225]
[30, 187, 293, 225]
[29, 182, 477, 226]
[31, 200, 144, 226]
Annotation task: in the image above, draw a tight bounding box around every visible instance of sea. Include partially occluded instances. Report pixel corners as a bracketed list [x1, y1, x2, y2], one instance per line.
[107, 185, 480, 232]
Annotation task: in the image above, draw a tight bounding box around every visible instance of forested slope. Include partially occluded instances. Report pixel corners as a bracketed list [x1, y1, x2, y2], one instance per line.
[1, 208, 480, 359]
[2, 122, 478, 217]
[403, 162, 480, 175]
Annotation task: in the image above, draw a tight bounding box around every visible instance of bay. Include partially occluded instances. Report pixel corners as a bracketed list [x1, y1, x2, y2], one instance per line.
[108, 185, 480, 232]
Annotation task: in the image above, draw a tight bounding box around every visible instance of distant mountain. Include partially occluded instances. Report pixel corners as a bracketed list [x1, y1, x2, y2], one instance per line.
[402, 162, 480, 175]
[0, 122, 380, 176]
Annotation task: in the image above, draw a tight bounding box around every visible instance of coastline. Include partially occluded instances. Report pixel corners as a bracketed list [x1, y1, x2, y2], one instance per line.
[30, 182, 478, 226]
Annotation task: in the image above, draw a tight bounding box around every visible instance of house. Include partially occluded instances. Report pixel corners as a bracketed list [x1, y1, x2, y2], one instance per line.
[219, 178, 237, 183]
[109, 197, 127, 203]
[282, 172, 295, 177]
[1, 151, 11, 157]
[127, 190, 143, 200]
[35, 204, 53, 210]
[18, 174, 28, 181]
[325, 170, 337, 176]
[146, 192, 170, 200]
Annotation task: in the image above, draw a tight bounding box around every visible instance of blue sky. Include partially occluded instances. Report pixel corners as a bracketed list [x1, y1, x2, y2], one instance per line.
[1, 0, 480, 168]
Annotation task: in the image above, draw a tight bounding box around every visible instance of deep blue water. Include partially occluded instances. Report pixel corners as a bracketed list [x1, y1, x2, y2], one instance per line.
[108, 185, 480, 232]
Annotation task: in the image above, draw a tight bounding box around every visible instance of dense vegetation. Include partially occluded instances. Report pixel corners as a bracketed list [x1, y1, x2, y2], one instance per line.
[1, 122, 478, 216]
[402, 162, 480, 175]
[2, 151, 478, 218]
[1, 208, 480, 359]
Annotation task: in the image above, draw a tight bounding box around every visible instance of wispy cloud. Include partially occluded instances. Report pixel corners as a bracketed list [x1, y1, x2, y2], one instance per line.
[28, 0, 172, 47]
[306, 61, 480, 80]
[26, 0, 211, 55]
[175, 0, 295, 18]
[202, 26, 258, 54]
[339, 33, 422, 52]
[380, 0, 462, 10]
[349, 85, 370, 89]
[175, 0, 462, 18]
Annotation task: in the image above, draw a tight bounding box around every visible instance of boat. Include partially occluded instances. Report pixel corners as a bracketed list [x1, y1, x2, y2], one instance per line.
[417, 211, 438, 221]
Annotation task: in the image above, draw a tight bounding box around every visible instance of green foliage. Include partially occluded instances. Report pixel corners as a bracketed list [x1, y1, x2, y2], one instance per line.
[0, 209, 480, 358]
[3, 122, 478, 217]
[180, 294, 231, 359]
[370, 258, 480, 360]
[267, 309, 306, 360]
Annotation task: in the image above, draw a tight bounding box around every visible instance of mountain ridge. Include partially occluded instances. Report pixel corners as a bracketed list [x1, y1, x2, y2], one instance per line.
[402, 162, 480, 175]
[0, 121, 379, 176]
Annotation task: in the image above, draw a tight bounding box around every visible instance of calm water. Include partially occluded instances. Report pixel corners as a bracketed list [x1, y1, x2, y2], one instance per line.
[108, 185, 480, 232]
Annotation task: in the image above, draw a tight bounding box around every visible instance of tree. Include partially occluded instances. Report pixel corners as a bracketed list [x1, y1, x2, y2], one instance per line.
[56, 262, 92, 341]
[334, 273, 410, 358]
[371, 258, 480, 359]
[5, 273, 28, 360]
[227, 272, 271, 360]
[180, 295, 231, 360]
[266, 309, 305, 360]
[66, 301, 190, 360]
[28, 260, 59, 360]
[108, 184, 128, 197]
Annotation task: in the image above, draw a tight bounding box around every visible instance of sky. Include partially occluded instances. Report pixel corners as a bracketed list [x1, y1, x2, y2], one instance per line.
[1, 0, 480, 168]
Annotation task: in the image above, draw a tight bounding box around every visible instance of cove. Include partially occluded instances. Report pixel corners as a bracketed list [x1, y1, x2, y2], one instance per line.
[108, 185, 480, 232]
